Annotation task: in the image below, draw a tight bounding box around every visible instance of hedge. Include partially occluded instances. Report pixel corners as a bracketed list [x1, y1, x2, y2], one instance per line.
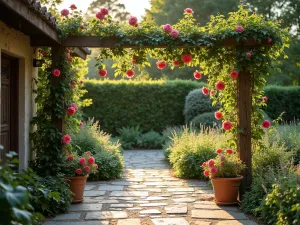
[82, 80, 204, 135]
[264, 85, 300, 122]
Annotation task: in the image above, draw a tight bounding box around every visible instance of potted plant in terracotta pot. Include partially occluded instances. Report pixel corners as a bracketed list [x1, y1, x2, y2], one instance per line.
[64, 151, 98, 204]
[202, 148, 246, 205]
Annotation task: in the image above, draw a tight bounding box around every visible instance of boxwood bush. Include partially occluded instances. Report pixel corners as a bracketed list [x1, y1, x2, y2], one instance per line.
[190, 112, 221, 128]
[183, 88, 217, 123]
[264, 85, 300, 122]
[83, 80, 204, 135]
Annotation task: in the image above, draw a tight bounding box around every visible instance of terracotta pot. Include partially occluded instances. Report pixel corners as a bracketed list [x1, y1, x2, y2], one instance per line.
[211, 176, 243, 205]
[66, 176, 87, 204]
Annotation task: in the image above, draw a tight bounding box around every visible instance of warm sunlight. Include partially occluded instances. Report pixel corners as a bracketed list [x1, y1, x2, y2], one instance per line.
[59, 0, 151, 19]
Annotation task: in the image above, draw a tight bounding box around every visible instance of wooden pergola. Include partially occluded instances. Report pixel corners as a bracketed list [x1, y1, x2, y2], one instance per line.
[1, 0, 272, 196]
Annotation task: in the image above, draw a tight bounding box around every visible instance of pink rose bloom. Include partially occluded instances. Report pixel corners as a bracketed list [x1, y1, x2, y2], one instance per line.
[163, 24, 173, 33]
[226, 149, 233, 154]
[52, 69, 61, 77]
[222, 121, 233, 131]
[70, 103, 78, 111]
[88, 157, 95, 164]
[96, 12, 105, 20]
[84, 166, 90, 173]
[170, 29, 179, 38]
[61, 9, 69, 16]
[202, 162, 207, 167]
[68, 155, 74, 161]
[216, 149, 223, 154]
[75, 168, 82, 175]
[79, 158, 85, 165]
[67, 106, 76, 116]
[128, 16, 138, 26]
[235, 25, 244, 32]
[220, 155, 225, 161]
[185, 8, 194, 14]
[210, 90, 215, 96]
[262, 96, 268, 102]
[262, 120, 271, 129]
[202, 87, 209, 95]
[62, 134, 71, 144]
[203, 170, 209, 177]
[268, 38, 273, 43]
[210, 167, 218, 174]
[94, 164, 99, 169]
[70, 4, 77, 10]
[208, 159, 215, 167]
[246, 52, 252, 58]
[100, 7, 109, 15]
[215, 81, 225, 91]
[79, 121, 83, 126]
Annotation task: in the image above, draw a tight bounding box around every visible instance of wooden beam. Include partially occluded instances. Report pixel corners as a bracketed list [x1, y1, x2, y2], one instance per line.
[59, 36, 272, 48]
[0, 0, 60, 44]
[238, 66, 252, 198]
[72, 47, 91, 60]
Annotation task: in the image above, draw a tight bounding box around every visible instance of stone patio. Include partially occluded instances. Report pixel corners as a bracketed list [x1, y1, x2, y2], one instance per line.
[45, 150, 258, 225]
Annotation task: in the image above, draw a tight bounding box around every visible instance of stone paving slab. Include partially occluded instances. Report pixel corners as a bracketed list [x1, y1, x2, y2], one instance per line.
[83, 191, 106, 197]
[217, 220, 258, 225]
[140, 209, 161, 215]
[191, 210, 248, 220]
[110, 191, 149, 197]
[117, 219, 141, 225]
[98, 185, 124, 191]
[45, 222, 109, 225]
[165, 205, 188, 214]
[70, 203, 102, 211]
[85, 211, 128, 220]
[52, 213, 81, 220]
[152, 218, 189, 225]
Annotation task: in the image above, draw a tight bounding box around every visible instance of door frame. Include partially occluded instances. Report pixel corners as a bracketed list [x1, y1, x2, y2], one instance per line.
[1, 53, 19, 155]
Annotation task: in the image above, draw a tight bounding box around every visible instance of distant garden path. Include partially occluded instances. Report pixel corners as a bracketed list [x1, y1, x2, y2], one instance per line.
[45, 150, 258, 225]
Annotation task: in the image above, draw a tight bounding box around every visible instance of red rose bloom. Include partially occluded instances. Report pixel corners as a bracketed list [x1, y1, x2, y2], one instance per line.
[52, 69, 61, 77]
[230, 70, 239, 79]
[210, 167, 218, 174]
[98, 69, 107, 77]
[262, 120, 271, 129]
[70, 4, 77, 10]
[216, 148, 223, 154]
[61, 9, 69, 16]
[67, 106, 76, 116]
[214, 111, 222, 120]
[202, 162, 207, 167]
[181, 54, 193, 64]
[156, 60, 167, 70]
[126, 70, 135, 78]
[203, 170, 209, 177]
[128, 16, 138, 26]
[222, 121, 233, 131]
[202, 87, 209, 95]
[96, 12, 105, 20]
[246, 52, 252, 58]
[84, 166, 90, 173]
[193, 70, 201, 80]
[68, 155, 74, 161]
[262, 96, 268, 102]
[100, 8, 109, 15]
[216, 81, 225, 91]
[210, 90, 215, 96]
[226, 149, 233, 154]
[173, 61, 180, 66]
[185, 8, 194, 14]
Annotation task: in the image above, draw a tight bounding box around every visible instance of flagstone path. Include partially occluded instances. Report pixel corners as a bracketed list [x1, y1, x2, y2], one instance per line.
[45, 150, 258, 225]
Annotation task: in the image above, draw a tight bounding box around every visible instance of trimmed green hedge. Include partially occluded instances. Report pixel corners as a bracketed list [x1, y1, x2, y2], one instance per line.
[264, 85, 300, 122]
[83, 80, 204, 135]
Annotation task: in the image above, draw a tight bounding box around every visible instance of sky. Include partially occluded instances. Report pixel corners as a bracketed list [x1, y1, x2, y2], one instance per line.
[59, 0, 151, 19]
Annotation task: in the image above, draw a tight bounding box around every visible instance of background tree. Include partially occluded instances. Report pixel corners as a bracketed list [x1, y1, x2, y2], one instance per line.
[85, 0, 130, 21]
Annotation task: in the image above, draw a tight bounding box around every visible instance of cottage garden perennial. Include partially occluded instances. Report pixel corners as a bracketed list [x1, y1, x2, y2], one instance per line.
[31, 4, 288, 178]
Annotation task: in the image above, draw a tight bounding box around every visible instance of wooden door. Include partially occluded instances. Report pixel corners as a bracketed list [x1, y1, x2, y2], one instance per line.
[0, 55, 18, 162]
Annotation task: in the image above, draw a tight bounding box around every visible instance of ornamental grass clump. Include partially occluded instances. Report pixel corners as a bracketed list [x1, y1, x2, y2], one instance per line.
[202, 149, 246, 178]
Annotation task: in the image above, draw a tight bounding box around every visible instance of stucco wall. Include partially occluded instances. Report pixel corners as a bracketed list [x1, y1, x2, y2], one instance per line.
[0, 21, 38, 171]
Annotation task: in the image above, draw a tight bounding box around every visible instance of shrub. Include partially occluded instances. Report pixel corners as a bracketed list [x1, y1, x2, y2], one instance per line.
[183, 88, 217, 124]
[20, 170, 72, 217]
[0, 151, 43, 225]
[137, 131, 164, 149]
[89, 150, 124, 180]
[190, 112, 221, 128]
[264, 85, 300, 122]
[117, 126, 142, 149]
[162, 126, 185, 159]
[82, 80, 204, 135]
[273, 123, 300, 164]
[167, 127, 226, 179]
[260, 182, 300, 225]
[71, 119, 124, 180]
